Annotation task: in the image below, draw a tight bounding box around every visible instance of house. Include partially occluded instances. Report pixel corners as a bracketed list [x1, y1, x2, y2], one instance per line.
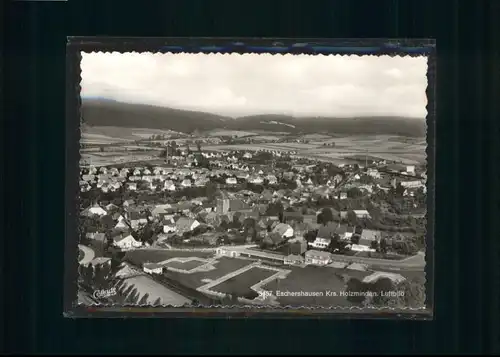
[180, 179, 192, 188]
[267, 175, 278, 184]
[272, 223, 294, 238]
[366, 168, 381, 178]
[339, 192, 348, 200]
[175, 217, 200, 233]
[113, 234, 142, 249]
[128, 211, 148, 229]
[248, 175, 264, 184]
[216, 198, 250, 215]
[81, 174, 95, 182]
[283, 211, 303, 224]
[215, 247, 240, 258]
[287, 239, 308, 255]
[309, 222, 337, 249]
[143, 263, 163, 275]
[151, 204, 172, 217]
[303, 215, 317, 225]
[243, 152, 253, 159]
[350, 244, 376, 252]
[162, 217, 177, 233]
[90, 257, 112, 267]
[317, 222, 337, 239]
[336, 224, 356, 240]
[123, 199, 135, 208]
[400, 180, 424, 189]
[284, 254, 305, 266]
[359, 229, 381, 247]
[84, 204, 107, 217]
[305, 250, 331, 266]
[115, 217, 129, 230]
[127, 182, 137, 191]
[195, 178, 209, 187]
[226, 177, 238, 185]
[163, 180, 176, 191]
[406, 165, 415, 175]
[353, 210, 371, 219]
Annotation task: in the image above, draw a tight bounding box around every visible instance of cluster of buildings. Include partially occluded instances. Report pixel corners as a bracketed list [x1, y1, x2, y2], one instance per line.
[80, 149, 426, 269]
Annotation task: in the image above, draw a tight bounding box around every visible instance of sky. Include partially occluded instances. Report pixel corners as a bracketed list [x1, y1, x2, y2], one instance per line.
[81, 52, 428, 118]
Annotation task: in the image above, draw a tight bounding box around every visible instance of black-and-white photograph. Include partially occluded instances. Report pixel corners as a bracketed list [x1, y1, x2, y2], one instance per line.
[75, 50, 429, 310]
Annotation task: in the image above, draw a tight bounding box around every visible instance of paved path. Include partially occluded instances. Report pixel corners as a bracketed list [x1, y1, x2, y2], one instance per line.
[78, 244, 96, 265]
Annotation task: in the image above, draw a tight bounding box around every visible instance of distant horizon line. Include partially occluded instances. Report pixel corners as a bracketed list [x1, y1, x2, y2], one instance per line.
[81, 96, 426, 121]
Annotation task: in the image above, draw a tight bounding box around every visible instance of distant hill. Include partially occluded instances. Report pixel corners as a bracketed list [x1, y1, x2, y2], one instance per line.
[81, 98, 426, 137]
[81, 99, 233, 133]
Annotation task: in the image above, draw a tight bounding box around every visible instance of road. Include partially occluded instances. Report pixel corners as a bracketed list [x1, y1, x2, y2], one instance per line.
[78, 244, 96, 265]
[224, 245, 425, 271]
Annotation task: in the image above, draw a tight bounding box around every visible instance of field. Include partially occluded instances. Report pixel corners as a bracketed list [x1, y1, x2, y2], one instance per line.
[80, 129, 426, 166]
[205, 129, 258, 138]
[262, 265, 371, 307]
[163, 257, 253, 290]
[164, 259, 206, 271]
[81, 125, 181, 142]
[201, 134, 425, 165]
[124, 249, 213, 265]
[210, 267, 277, 298]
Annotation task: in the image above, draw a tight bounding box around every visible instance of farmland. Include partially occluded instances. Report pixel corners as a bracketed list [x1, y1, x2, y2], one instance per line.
[210, 267, 277, 298]
[202, 134, 426, 165]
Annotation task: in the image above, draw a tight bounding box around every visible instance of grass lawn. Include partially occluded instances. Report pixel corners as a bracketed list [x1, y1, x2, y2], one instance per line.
[262, 266, 371, 307]
[164, 260, 206, 271]
[164, 257, 253, 290]
[211, 267, 277, 299]
[124, 249, 213, 265]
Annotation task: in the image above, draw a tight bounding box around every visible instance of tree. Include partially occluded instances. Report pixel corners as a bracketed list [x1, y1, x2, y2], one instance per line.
[317, 208, 334, 225]
[395, 183, 406, 197]
[351, 234, 361, 245]
[138, 293, 150, 305]
[347, 211, 358, 225]
[303, 229, 318, 243]
[366, 277, 395, 305]
[370, 240, 379, 251]
[81, 263, 94, 288]
[347, 187, 363, 199]
[345, 278, 366, 304]
[266, 201, 284, 217]
[359, 175, 374, 185]
[328, 233, 349, 253]
[380, 237, 388, 254]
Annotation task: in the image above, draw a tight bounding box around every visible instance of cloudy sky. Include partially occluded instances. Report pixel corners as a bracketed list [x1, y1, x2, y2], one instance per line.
[81, 52, 428, 118]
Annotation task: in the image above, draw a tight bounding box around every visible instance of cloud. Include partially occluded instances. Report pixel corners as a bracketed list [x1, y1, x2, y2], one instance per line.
[81, 52, 428, 118]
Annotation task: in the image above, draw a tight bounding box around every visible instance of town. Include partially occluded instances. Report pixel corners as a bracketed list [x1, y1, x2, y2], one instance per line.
[77, 134, 427, 309]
